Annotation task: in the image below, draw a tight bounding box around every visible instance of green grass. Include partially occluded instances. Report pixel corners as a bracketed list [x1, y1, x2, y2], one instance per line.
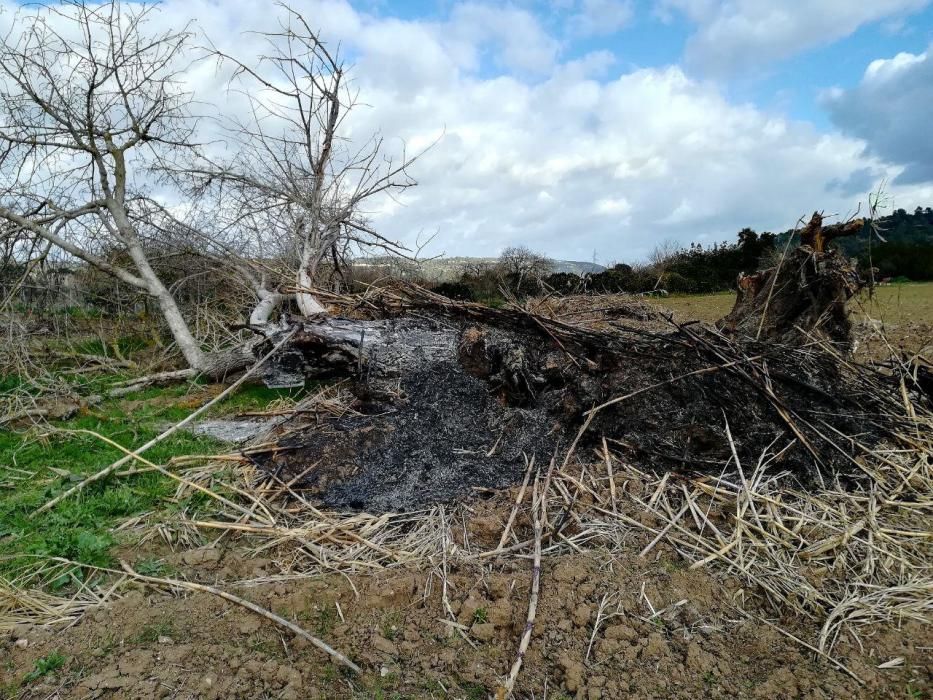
[70, 334, 151, 358]
[136, 619, 174, 644]
[23, 652, 66, 683]
[0, 327, 317, 583]
[0, 383, 227, 581]
[208, 384, 309, 416]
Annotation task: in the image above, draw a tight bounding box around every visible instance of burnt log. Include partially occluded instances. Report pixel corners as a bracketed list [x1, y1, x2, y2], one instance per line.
[717, 213, 865, 346]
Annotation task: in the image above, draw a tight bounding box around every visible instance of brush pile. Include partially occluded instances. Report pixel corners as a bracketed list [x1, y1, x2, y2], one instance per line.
[4, 240, 930, 692]
[247, 258, 924, 512]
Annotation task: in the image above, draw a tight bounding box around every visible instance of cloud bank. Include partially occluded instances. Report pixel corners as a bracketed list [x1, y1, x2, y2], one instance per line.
[823, 46, 933, 186]
[660, 0, 931, 75]
[2, 0, 930, 262]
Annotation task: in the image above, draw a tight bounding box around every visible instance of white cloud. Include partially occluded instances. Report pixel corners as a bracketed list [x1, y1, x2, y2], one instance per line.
[823, 46, 933, 185]
[569, 0, 634, 37]
[447, 3, 560, 74]
[3, 0, 930, 264]
[660, 0, 932, 75]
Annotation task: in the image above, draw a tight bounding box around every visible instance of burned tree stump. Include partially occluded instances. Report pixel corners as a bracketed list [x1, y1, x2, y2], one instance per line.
[717, 213, 865, 346]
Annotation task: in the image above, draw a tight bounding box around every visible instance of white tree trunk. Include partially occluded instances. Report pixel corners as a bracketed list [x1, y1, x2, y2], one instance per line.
[153, 287, 207, 370]
[296, 266, 327, 317]
[249, 289, 285, 328]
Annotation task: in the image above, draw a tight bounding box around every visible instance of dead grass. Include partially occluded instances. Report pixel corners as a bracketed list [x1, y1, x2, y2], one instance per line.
[3, 284, 930, 695]
[656, 282, 933, 327]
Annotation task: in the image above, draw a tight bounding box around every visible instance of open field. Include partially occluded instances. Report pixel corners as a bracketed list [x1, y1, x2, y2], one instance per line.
[655, 282, 933, 358]
[656, 281, 933, 325]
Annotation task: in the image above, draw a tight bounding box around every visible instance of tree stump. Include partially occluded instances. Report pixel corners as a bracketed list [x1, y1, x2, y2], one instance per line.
[717, 213, 865, 346]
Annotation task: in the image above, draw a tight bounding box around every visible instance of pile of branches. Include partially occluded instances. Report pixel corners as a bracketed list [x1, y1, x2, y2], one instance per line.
[3, 290, 930, 689]
[260, 279, 926, 488]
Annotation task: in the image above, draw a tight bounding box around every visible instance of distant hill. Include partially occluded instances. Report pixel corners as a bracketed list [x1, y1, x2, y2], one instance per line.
[353, 256, 605, 281]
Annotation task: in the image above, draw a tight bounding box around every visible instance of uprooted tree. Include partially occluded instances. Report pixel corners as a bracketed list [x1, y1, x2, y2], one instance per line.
[0, 1, 421, 379]
[718, 212, 866, 344]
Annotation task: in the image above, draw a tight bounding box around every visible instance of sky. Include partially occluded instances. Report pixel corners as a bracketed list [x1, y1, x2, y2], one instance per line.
[4, 0, 933, 263]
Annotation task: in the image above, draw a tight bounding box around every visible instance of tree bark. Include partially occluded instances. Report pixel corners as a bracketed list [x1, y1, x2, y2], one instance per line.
[296, 263, 327, 317]
[717, 228, 864, 346]
[249, 288, 286, 327]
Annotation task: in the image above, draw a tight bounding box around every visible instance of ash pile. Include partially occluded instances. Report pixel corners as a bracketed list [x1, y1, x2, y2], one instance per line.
[251, 241, 927, 514]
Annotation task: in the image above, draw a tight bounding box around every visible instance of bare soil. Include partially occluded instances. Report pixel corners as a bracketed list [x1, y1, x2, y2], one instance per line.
[4, 502, 929, 699]
[3, 290, 929, 699]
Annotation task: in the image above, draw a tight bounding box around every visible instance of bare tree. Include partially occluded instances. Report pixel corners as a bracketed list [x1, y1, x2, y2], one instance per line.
[648, 239, 680, 271]
[0, 1, 427, 379]
[0, 1, 213, 369]
[496, 245, 553, 284]
[182, 4, 423, 321]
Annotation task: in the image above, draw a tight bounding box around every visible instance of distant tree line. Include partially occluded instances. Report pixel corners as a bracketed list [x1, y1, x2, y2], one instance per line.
[806, 207, 933, 283]
[430, 207, 933, 302]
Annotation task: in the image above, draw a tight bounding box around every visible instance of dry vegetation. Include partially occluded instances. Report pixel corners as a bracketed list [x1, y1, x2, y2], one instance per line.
[2, 280, 930, 699]
[657, 282, 933, 358]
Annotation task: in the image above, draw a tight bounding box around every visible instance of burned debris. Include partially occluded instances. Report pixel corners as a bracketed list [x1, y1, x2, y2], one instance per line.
[250, 240, 921, 512]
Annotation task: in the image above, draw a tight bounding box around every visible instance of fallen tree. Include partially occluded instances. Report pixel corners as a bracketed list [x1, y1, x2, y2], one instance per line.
[717, 212, 865, 345]
[239, 269, 924, 510]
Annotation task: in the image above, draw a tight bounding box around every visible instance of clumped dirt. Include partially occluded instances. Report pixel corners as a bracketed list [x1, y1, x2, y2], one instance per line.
[4, 512, 929, 699]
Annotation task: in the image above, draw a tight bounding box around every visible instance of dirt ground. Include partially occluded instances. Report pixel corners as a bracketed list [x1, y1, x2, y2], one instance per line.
[4, 485, 931, 700]
[3, 288, 930, 699]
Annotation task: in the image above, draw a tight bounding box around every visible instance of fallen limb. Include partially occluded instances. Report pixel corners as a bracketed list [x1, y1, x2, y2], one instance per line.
[102, 368, 198, 397]
[497, 474, 544, 699]
[32, 330, 296, 517]
[116, 560, 361, 674]
[1, 369, 198, 429]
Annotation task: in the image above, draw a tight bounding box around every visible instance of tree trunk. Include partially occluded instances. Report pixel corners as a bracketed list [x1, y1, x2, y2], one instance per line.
[717, 237, 863, 346]
[153, 288, 208, 370]
[296, 264, 327, 317]
[249, 289, 286, 327]
[199, 340, 267, 381]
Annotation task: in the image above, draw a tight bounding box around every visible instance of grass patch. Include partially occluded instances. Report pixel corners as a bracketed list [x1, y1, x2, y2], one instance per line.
[0, 384, 226, 581]
[205, 383, 310, 416]
[380, 611, 404, 641]
[23, 652, 65, 683]
[70, 334, 151, 358]
[136, 620, 174, 644]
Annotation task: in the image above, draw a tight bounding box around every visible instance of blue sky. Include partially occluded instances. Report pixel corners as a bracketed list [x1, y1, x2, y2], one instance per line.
[4, 0, 931, 261]
[367, 0, 933, 126]
[325, 0, 933, 259]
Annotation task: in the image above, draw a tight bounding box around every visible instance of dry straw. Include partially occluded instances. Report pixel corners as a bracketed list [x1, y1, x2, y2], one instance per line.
[3, 285, 930, 695]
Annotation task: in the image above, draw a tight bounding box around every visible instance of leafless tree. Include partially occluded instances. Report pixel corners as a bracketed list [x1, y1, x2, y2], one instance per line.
[0, 1, 428, 379]
[648, 239, 680, 271]
[0, 1, 216, 369]
[181, 3, 424, 321]
[496, 245, 553, 283]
